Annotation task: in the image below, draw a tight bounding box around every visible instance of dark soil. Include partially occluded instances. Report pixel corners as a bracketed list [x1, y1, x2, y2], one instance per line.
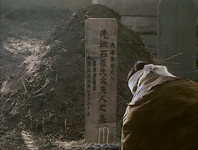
[0, 4, 155, 149]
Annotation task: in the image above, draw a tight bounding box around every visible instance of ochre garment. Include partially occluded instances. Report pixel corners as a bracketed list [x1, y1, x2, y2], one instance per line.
[122, 78, 198, 150]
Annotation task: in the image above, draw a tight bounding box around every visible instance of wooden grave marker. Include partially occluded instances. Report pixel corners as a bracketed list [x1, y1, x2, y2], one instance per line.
[85, 18, 118, 143]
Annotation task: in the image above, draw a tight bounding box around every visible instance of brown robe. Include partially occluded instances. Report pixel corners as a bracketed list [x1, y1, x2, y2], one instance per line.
[122, 76, 197, 150]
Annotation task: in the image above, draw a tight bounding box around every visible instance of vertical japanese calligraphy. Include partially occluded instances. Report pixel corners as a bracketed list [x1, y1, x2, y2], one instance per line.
[86, 55, 92, 116]
[98, 29, 108, 124]
[93, 60, 97, 91]
[110, 43, 116, 80]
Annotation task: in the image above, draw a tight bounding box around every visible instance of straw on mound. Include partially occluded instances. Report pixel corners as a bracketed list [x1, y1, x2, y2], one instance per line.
[0, 4, 155, 140]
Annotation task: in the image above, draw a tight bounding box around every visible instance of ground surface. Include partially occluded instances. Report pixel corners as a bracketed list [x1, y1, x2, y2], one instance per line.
[0, 5, 155, 149]
[1, 7, 89, 150]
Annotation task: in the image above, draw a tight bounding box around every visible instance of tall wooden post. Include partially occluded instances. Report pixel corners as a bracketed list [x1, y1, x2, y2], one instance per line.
[85, 18, 118, 143]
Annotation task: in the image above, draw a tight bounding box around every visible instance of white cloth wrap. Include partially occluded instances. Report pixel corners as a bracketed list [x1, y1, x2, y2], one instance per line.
[128, 64, 175, 97]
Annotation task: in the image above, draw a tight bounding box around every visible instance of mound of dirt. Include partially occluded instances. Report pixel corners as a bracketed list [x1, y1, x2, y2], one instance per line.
[0, 7, 72, 87]
[0, 4, 155, 142]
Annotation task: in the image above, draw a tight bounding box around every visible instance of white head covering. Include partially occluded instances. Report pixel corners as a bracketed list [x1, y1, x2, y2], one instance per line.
[128, 64, 175, 96]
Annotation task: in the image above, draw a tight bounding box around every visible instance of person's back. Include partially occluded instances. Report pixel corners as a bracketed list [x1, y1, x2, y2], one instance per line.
[122, 62, 197, 150]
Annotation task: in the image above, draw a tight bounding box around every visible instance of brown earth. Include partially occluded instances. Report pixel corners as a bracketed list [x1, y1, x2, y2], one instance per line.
[0, 5, 155, 149]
